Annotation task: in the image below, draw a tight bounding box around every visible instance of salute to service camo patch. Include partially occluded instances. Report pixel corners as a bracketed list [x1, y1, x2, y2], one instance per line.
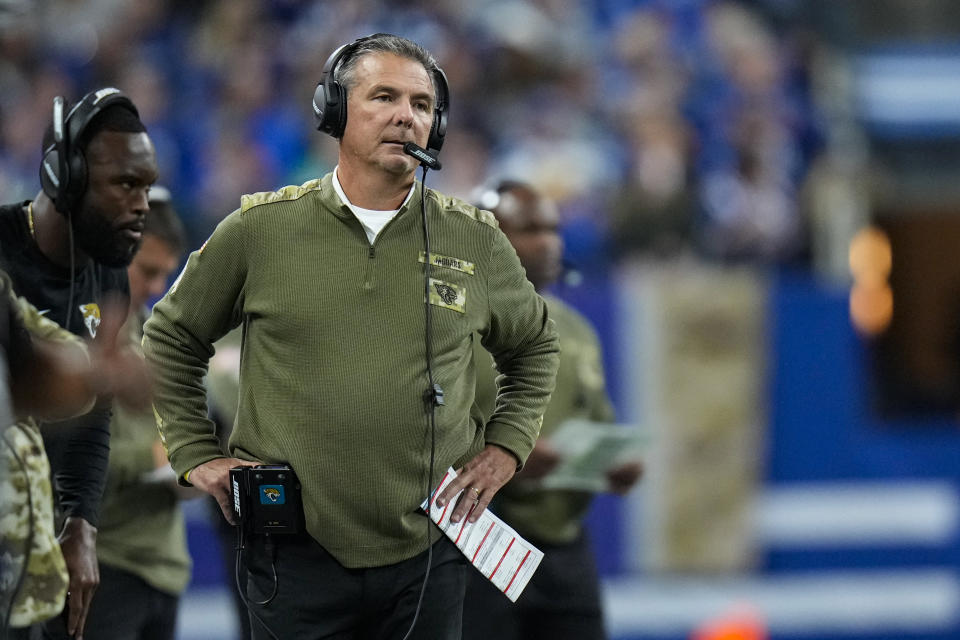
[427, 278, 466, 313]
[418, 251, 475, 276]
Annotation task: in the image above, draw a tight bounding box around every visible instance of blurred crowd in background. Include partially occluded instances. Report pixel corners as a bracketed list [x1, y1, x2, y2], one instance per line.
[7, 4, 960, 638]
[0, 0, 829, 272]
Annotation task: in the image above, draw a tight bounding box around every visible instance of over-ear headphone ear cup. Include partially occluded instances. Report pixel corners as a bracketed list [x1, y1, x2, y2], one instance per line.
[65, 147, 88, 212]
[40, 146, 62, 202]
[428, 108, 447, 154]
[313, 84, 325, 130]
[313, 82, 330, 133]
[314, 79, 347, 138]
[315, 37, 376, 140]
[426, 68, 449, 154]
[334, 81, 348, 139]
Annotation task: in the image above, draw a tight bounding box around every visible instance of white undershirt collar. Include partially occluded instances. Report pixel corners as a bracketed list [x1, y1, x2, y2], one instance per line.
[333, 166, 416, 244]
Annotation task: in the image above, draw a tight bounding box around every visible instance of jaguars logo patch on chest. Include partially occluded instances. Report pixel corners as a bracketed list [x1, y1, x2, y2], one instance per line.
[79, 303, 101, 338]
[427, 278, 466, 313]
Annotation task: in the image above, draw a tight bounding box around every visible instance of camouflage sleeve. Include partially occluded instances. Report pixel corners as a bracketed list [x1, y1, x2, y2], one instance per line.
[14, 291, 87, 348]
[0, 421, 69, 626]
[9, 278, 108, 526]
[1, 271, 90, 429]
[1, 269, 70, 623]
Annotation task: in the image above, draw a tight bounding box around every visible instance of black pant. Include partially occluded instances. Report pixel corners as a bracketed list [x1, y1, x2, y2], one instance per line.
[244, 531, 466, 640]
[461, 532, 606, 640]
[210, 498, 251, 640]
[41, 564, 179, 640]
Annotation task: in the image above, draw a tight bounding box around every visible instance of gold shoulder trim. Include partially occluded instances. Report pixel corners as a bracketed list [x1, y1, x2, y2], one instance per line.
[240, 178, 323, 214]
[426, 190, 499, 229]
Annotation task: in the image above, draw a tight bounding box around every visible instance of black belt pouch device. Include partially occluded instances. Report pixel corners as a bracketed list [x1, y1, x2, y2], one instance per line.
[230, 464, 303, 534]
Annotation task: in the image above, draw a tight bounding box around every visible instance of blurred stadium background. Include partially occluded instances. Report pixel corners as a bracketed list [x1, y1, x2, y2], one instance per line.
[3, 0, 960, 638]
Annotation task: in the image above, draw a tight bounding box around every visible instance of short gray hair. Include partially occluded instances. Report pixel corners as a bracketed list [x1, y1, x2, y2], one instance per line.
[335, 34, 439, 96]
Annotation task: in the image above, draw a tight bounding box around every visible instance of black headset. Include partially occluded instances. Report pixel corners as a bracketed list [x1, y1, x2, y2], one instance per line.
[312, 34, 450, 155]
[39, 87, 140, 214]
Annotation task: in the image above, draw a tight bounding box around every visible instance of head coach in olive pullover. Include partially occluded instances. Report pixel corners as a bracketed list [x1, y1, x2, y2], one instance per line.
[142, 34, 559, 639]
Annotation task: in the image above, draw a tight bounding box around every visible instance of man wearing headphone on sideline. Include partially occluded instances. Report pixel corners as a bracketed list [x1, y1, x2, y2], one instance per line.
[0, 87, 158, 639]
[143, 33, 559, 639]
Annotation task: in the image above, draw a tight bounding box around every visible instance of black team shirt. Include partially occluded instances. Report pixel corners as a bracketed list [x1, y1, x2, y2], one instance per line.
[0, 202, 129, 527]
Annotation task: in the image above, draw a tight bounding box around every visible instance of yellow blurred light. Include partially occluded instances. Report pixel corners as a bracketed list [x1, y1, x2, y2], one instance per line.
[849, 282, 893, 335]
[848, 226, 892, 283]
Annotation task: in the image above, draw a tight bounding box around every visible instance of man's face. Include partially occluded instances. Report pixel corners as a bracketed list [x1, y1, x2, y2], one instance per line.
[495, 187, 564, 291]
[339, 52, 435, 177]
[127, 234, 180, 310]
[73, 130, 158, 267]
